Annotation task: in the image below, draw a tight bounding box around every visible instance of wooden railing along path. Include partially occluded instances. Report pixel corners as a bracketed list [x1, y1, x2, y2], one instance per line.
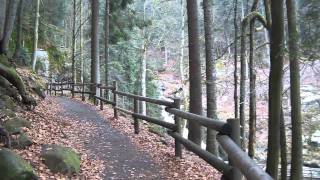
[46, 81, 272, 180]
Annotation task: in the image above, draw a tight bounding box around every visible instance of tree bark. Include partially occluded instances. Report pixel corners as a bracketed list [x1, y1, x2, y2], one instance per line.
[140, 0, 147, 115]
[105, 0, 109, 98]
[248, 0, 259, 158]
[233, 0, 239, 119]
[91, 0, 100, 97]
[203, 0, 218, 155]
[79, 0, 84, 84]
[286, 0, 303, 179]
[0, 0, 18, 54]
[186, 0, 202, 145]
[13, 0, 23, 59]
[266, 0, 285, 178]
[71, 0, 76, 85]
[31, 0, 40, 70]
[280, 107, 287, 180]
[0, 0, 6, 41]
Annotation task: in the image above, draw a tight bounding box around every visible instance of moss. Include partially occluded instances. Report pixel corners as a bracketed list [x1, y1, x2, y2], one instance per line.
[12, 133, 33, 149]
[41, 145, 80, 175]
[0, 55, 11, 67]
[4, 117, 31, 134]
[0, 109, 16, 118]
[0, 149, 37, 180]
[0, 95, 17, 110]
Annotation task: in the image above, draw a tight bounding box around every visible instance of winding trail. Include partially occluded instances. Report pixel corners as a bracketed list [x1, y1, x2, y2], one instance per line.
[56, 97, 162, 180]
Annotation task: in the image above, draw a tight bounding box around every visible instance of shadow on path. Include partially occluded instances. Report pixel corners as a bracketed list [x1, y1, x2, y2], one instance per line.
[56, 97, 162, 180]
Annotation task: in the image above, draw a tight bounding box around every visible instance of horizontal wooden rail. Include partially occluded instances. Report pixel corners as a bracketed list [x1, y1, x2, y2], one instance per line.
[94, 95, 116, 106]
[132, 113, 177, 130]
[115, 90, 174, 107]
[99, 85, 114, 90]
[168, 131, 233, 176]
[217, 135, 272, 180]
[73, 91, 91, 94]
[114, 106, 133, 115]
[166, 108, 230, 135]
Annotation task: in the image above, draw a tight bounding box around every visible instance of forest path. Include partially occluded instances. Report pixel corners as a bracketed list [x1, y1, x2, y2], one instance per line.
[55, 97, 162, 180]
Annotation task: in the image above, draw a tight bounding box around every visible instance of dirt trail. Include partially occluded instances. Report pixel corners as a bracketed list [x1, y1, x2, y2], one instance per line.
[56, 97, 162, 180]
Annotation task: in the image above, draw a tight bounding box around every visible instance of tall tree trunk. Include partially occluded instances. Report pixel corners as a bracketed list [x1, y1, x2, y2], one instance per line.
[91, 0, 100, 97]
[248, 0, 259, 158]
[0, 0, 18, 54]
[203, 0, 218, 155]
[80, 0, 83, 84]
[71, 0, 76, 85]
[280, 106, 287, 180]
[233, 0, 239, 119]
[186, 0, 202, 145]
[14, 0, 23, 59]
[140, 0, 147, 115]
[0, 0, 6, 41]
[31, 0, 40, 70]
[105, 0, 109, 98]
[266, 0, 285, 178]
[286, 0, 303, 178]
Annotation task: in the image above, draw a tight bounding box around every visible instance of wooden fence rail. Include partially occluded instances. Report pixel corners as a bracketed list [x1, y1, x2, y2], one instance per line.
[47, 81, 272, 180]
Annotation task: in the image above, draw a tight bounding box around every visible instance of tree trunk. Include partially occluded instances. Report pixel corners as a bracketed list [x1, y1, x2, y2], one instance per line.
[280, 107, 287, 180]
[0, 0, 6, 41]
[31, 0, 40, 70]
[140, 0, 148, 115]
[91, 0, 100, 97]
[248, 0, 259, 158]
[286, 0, 303, 179]
[233, 0, 239, 119]
[266, 0, 285, 178]
[105, 0, 109, 98]
[71, 0, 76, 85]
[80, 0, 83, 84]
[203, 0, 218, 156]
[13, 0, 23, 59]
[0, 0, 18, 54]
[186, 0, 202, 145]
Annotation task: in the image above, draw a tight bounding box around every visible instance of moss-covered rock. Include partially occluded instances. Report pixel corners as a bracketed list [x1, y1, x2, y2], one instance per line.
[0, 95, 17, 110]
[41, 145, 80, 175]
[12, 133, 33, 149]
[0, 148, 38, 180]
[0, 108, 16, 118]
[3, 117, 31, 134]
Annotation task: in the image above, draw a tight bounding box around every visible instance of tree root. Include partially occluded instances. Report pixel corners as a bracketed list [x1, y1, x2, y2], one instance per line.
[0, 63, 36, 107]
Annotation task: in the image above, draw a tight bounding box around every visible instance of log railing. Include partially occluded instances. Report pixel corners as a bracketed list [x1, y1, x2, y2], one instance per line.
[46, 81, 272, 180]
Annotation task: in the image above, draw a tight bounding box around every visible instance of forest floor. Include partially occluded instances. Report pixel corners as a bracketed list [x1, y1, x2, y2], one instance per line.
[19, 95, 220, 179]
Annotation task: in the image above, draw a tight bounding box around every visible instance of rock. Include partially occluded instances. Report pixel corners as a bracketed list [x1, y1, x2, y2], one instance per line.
[4, 117, 31, 134]
[0, 109, 16, 118]
[12, 133, 33, 149]
[0, 95, 17, 110]
[0, 148, 38, 180]
[41, 145, 80, 175]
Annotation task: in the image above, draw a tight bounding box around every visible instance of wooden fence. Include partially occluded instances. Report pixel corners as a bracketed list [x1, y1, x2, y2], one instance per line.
[46, 81, 272, 180]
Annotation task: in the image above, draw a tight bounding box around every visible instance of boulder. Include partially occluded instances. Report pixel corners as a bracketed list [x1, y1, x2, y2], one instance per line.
[0, 148, 37, 180]
[12, 133, 33, 149]
[4, 117, 31, 134]
[41, 145, 80, 175]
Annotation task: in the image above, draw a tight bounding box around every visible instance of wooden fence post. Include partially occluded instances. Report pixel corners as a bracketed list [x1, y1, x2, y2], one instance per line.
[72, 83, 75, 98]
[54, 83, 57, 96]
[82, 84, 85, 101]
[93, 84, 97, 105]
[100, 86, 104, 110]
[113, 81, 118, 119]
[173, 98, 182, 158]
[227, 118, 242, 180]
[49, 83, 52, 96]
[133, 99, 140, 134]
[61, 82, 64, 96]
